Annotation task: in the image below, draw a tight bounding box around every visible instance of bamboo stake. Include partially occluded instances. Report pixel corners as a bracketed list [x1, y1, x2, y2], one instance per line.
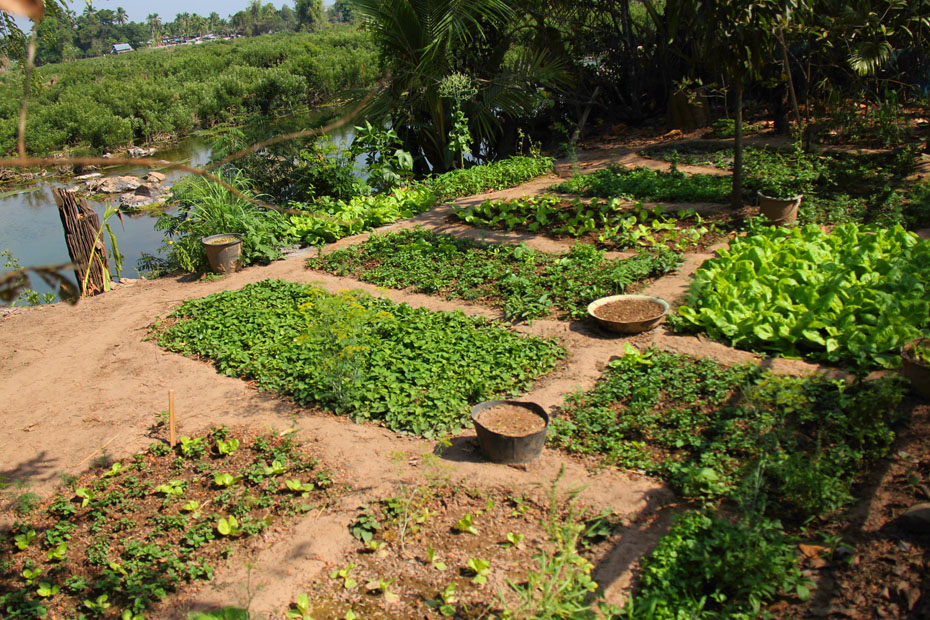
[168, 390, 176, 448]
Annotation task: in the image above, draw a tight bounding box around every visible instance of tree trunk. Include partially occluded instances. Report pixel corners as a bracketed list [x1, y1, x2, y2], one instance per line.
[732, 86, 744, 209]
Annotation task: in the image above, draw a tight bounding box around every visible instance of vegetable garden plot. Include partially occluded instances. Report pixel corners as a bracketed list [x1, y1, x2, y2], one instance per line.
[549, 348, 905, 521]
[454, 195, 725, 252]
[0, 427, 338, 619]
[290, 479, 617, 619]
[153, 280, 564, 437]
[673, 223, 930, 369]
[553, 165, 732, 203]
[307, 228, 681, 322]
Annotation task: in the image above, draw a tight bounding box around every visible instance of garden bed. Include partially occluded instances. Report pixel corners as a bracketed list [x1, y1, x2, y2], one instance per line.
[0, 427, 339, 618]
[152, 279, 564, 437]
[673, 223, 930, 369]
[549, 348, 905, 520]
[453, 195, 731, 252]
[287, 479, 618, 619]
[307, 228, 681, 321]
[553, 165, 732, 203]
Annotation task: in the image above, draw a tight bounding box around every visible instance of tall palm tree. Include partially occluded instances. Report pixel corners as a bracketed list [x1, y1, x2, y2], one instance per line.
[147, 13, 162, 42]
[115, 6, 128, 25]
[354, 0, 568, 172]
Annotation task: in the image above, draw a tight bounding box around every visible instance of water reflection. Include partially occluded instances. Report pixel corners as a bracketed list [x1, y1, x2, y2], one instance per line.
[0, 111, 356, 299]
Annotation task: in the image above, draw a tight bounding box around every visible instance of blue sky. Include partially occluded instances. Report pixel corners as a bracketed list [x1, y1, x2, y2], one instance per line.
[90, 0, 299, 23]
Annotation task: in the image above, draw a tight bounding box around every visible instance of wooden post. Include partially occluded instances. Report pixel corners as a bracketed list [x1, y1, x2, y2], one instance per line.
[53, 188, 110, 296]
[168, 390, 177, 448]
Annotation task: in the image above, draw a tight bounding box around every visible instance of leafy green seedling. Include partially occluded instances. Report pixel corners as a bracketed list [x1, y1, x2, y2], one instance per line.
[121, 611, 144, 620]
[83, 594, 111, 612]
[216, 438, 240, 456]
[178, 436, 205, 458]
[366, 539, 388, 557]
[425, 583, 458, 617]
[330, 563, 357, 589]
[467, 558, 491, 585]
[213, 473, 242, 488]
[477, 499, 495, 514]
[75, 487, 96, 507]
[109, 562, 128, 576]
[426, 544, 446, 570]
[154, 480, 186, 496]
[181, 500, 201, 513]
[102, 462, 123, 478]
[36, 582, 60, 597]
[285, 592, 314, 619]
[46, 541, 68, 561]
[365, 578, 399, 603]
[344, 611, 358, 620]
[263, 459, 287, 476]
[14, 529, 36, 550]
[349, 510, 380, 544]
[503, 532, 524, 549]
[217, 516, 243, 537]
[22, 567, 42, 585]
[453, 513, 478, 535]
[285, 479, 313, 496]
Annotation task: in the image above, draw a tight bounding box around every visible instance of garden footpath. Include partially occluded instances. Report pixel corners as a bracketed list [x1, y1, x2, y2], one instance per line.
[1, 135, 928, 618]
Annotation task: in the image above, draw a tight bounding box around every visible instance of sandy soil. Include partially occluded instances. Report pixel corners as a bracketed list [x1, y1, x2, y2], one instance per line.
[0, 138, 915, 617]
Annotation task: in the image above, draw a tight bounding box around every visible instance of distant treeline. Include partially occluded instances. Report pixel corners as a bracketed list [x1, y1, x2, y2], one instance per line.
[0, 28, 376, 155]
[25, 0, 355, 65]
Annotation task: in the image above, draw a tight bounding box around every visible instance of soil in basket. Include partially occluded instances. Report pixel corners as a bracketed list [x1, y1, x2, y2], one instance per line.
[205, 235, 240, 245]
[477, 405, 546, 436]
[596, 299, 664, 323]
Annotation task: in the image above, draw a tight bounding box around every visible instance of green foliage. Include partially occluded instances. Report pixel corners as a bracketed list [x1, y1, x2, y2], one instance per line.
[555, 165, 732, 203]
[142, 172, 292, 275]
[0, 430, 320, 617]
[216, 129, 365, 204]
[0, 30, 377, 154]
[674, 223, 930, 368]
[466, 557, 491, 585]
[453, 513, 478, 535]
[416, 155, 554, 201]
[456, 195, 716, 251]
[623, 511, 811, 620]
[153, 279, 563, 437]
[1, 250, 58, 306]
[549, 348, 904, 519]
[286, 186, 437, 246]
[708, 118, 768, 138]
[308, 228, 681, 321]
[349, 121, 414, 191]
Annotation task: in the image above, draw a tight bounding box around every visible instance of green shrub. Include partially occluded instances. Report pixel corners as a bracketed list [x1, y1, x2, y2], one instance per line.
[417, 155, 553, 200]
[624, 511, 810, 620]
[154, 280, 564, 437]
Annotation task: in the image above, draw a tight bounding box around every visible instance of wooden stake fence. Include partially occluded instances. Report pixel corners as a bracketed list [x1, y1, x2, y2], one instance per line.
[53, 188, 109, 296]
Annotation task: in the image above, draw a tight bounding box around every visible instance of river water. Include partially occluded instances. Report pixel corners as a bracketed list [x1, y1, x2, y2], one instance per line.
[0, 112, 355, 300]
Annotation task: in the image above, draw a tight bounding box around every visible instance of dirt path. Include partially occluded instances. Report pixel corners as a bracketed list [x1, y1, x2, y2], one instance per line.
[0, 152, 869, 616]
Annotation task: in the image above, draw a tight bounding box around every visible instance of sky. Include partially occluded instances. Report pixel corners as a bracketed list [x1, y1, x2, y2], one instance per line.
[83, 0, 299, 23]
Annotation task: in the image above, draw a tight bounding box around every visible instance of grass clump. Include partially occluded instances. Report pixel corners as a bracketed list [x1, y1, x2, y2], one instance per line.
[153, 279, 563, 436]
[555, 164, 731, 203]
[142, 172, 291, 275]
[307, 228, 681, 321]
